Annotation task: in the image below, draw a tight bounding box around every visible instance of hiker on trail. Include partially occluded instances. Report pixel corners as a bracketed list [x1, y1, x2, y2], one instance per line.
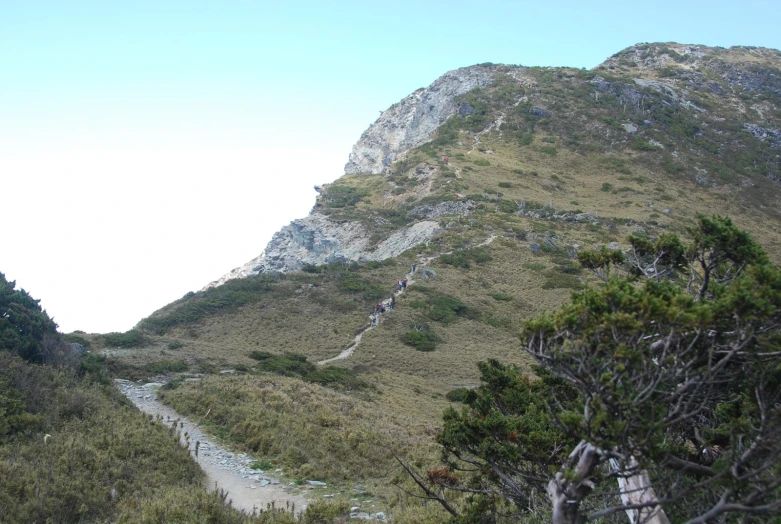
[380, 303, 386, 313]
[411, 263, 417, 273]
[402, 279, 407, 289]
[370, 314, 377, 326]
[390, 296, 396, 310]
[397, 279, 403, 291]
[377, 303, 383, 314]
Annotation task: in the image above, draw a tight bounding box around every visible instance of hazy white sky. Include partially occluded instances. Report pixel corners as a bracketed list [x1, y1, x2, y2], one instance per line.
[3, 1, 780, 333]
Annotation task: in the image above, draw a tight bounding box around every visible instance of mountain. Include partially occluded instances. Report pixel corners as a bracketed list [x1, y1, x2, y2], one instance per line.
[205, 43, 781, 290]
[103, 42, 781, 521]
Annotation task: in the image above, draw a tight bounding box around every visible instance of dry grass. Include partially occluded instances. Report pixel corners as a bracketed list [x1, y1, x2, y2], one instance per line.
[96, 48, 781, 521]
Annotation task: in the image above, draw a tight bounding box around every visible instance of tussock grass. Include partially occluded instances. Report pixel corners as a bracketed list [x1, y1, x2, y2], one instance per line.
[159, 374, 437, 483]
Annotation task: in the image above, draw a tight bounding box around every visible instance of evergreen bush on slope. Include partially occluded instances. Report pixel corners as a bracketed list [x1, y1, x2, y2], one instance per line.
[414, 217, 781, 523]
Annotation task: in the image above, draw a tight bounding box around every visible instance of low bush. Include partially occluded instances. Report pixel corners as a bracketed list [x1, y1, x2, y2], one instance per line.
[491, 292, 513, 301]
[322, 184, 370, 208]
[250, 352, 316, 377]
[446, 388, 474, 403]
[102, 329, 147, 348]
[305, 367, 372, 391]
[249, 352, 371, 391]
[63, 333, 91, 349]
[401, 330, 441, 351]
[339, 274, 386, 300]
[440, 247, 492, 269]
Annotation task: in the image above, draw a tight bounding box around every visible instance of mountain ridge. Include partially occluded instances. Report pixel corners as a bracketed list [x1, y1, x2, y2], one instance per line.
[202, 41, 781, 292]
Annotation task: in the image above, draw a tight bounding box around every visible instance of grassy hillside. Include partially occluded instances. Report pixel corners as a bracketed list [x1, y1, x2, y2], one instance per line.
[95, 43, 781, 521]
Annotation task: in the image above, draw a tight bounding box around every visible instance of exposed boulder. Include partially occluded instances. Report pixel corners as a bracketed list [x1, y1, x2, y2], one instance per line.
[529, 106, 551, 117]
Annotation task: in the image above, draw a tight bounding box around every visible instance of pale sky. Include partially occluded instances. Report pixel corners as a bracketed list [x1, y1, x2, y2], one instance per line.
[2, 1, 780, 333]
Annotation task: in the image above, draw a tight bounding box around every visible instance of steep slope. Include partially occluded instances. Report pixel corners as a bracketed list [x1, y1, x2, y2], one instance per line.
[105, 42, 781, 521]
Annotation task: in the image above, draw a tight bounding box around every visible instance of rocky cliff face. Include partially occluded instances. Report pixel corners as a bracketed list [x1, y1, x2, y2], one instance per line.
[204, 66, 497, 290]
[203, 215, 441, 289]
[344, 65, 495, 175]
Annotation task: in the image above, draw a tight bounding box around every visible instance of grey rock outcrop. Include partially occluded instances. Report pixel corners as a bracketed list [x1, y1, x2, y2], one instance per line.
[529, 106, 551, 117]
[744, 123, 781, 148]
[203, 215, 441, 290]
[407, 200, 476, 219]
[344, 66, 495, 175]
[67, 343, 85, 355]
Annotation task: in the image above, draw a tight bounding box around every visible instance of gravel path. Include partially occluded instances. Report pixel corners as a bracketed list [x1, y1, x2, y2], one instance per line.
[116, 380, 309, 515]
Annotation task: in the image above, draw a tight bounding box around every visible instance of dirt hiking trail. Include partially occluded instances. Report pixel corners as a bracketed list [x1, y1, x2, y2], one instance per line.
[316, 235, 497, 365]
[116, 380, 309, 515]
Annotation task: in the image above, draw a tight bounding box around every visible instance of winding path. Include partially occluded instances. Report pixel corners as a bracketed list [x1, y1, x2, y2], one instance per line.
[315, 235, 497, 366]
[116, 380, 309, 515]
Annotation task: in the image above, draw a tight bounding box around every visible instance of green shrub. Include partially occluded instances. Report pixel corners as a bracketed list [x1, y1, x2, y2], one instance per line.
[446, 388, 474, 403]
[248, 352, 370, 391]
[401, 330, 441, 351]
[250, 352, 316, 377]
[301, 263, 321, 273]
[491, 292, 513, 301]
[496, 199, 519, 213]
[542, 272, 584, 290]
[516, 132, 534, 146]
[523, 262, 546, 271]
[103, 329, 147, 348]
[167, 340, 184, 350]
[539, 146, 558, 156]
[63, 333, 91, 349]
[339, 274, 386, 300]
[440, 247, 492, 269]
[482, 314, 512, 329]
[601, 182, 614, 192]
[498, 182, 512, 188]
[424, 295, 470, 325]
[322, 184, 370, 208]
[305, 367, 371, 391]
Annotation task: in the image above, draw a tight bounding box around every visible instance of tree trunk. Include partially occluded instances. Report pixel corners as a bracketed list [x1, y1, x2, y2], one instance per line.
[610, 457, 670, 524]
[548, 441, 601, 524]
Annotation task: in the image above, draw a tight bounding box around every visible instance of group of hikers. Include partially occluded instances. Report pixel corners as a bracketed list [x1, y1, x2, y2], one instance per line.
[369, 263, 419, 327]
